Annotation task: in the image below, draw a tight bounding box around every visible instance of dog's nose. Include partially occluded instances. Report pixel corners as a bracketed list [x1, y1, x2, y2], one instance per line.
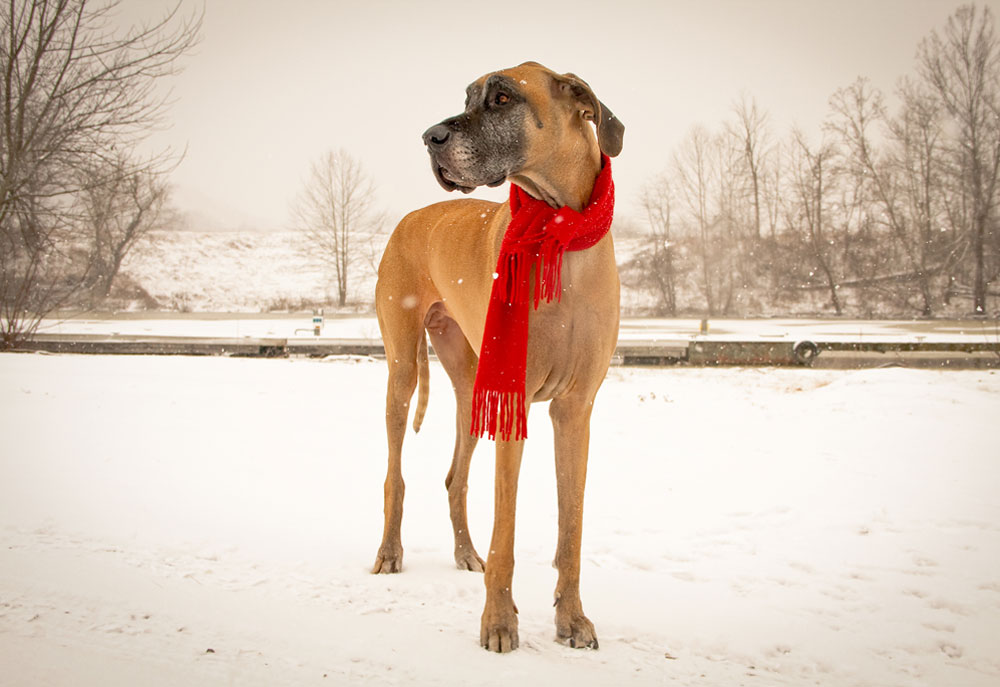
[423, 124, 451, 148]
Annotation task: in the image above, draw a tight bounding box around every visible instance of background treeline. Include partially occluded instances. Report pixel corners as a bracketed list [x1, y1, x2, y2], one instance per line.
[623, 4, 1000, 318]
[5, 2, 1000, 346]
[0, 1, 199, 349]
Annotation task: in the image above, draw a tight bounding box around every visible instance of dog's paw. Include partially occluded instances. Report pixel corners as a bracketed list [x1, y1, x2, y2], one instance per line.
[556, 612, 599, 650]
[371, 546, 403, 574]
[455, 549, 486, 573]
[481, 604, 519, 653]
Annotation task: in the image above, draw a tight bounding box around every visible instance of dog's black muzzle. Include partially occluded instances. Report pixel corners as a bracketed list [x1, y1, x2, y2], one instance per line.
[423, 116, 507, 194]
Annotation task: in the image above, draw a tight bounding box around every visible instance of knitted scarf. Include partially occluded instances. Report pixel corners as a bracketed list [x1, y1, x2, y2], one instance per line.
[471, 154, 615, 442]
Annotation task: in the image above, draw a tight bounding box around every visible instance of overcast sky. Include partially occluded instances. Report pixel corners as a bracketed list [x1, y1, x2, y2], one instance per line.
[116, 0, 997, 231]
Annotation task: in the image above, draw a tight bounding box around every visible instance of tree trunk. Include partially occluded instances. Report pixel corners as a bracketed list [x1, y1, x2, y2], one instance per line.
[973, 212, 987, 314]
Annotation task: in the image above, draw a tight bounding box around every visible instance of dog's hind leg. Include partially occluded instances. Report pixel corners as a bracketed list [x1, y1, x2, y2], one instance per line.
[425, 303, 484, 572]
[372, 284, 426, 574]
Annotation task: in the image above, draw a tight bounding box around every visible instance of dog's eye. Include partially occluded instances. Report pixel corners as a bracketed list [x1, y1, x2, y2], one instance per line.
[493, 92, 510, 107]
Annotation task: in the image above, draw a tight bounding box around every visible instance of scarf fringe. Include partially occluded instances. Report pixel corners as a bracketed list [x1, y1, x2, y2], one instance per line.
[471, 388, 527, 442]
[501, 243, 566, 308]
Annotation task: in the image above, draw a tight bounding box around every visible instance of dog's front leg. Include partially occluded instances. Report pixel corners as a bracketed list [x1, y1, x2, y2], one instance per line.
[550, 395, 599, 649]
[480, 437, 524, 652]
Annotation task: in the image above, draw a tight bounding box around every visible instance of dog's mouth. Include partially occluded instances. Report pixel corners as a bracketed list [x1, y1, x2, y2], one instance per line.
[435, 164, 472, 193]
[432, 163, 506, 194]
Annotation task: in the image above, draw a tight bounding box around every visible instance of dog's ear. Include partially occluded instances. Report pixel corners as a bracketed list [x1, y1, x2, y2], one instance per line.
[554, 72, 625, 158]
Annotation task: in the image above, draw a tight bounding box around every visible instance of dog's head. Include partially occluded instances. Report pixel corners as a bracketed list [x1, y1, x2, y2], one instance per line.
[423, 62, 624, 195]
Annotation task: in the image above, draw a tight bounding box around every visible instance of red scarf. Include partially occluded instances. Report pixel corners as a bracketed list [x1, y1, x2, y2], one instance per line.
[471, 154, 615, 441]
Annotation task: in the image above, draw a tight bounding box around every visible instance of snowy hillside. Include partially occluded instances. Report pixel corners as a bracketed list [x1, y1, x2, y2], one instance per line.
[120, 230, 363, 313]
[116, 229, 650, 314]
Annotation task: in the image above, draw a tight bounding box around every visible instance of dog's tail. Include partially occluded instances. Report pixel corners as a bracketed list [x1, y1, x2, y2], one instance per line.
[412, 331, 430, 433]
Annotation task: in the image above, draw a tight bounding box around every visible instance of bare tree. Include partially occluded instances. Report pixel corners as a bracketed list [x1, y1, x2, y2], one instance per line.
[762, 143, 785, 242]
[829, 78, 941, 315]
[716, 122, 753, 301]
[890, 79, 955, 313]
[672, 126, 736, 315]
[292, 149, 383, 308]
[918, 3, 1000, 315]
[78, 152, 171, 300]
[0, 0, 200, 348]
[638, 176, 678, 315]
[789, 129, 844, 315]
[728, 94, 771, 244]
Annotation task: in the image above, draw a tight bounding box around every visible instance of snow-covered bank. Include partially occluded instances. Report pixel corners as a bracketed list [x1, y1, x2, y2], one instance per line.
[111, 229, 996, 319]
[1, 355, 998, 685]
[34, 313, 1000, 346]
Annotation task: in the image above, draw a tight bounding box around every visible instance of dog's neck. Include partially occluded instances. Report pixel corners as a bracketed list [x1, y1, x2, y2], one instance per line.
[508, 145, 602, 212]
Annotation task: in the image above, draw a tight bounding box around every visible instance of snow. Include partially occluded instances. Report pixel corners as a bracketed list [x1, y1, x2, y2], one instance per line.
[2, 353, 999, 685]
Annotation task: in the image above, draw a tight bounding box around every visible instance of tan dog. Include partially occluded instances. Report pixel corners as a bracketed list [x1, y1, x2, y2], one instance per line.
[372, 61, 624, 653]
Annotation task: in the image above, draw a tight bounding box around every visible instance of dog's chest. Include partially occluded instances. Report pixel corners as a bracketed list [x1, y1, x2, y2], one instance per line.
[526, 237, 620, 392]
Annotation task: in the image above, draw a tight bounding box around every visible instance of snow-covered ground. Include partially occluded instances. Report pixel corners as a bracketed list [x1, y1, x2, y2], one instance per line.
[2, 353, 999, 686]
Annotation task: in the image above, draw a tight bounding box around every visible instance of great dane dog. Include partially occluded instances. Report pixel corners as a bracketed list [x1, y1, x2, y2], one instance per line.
[372, 61, 624, 653]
